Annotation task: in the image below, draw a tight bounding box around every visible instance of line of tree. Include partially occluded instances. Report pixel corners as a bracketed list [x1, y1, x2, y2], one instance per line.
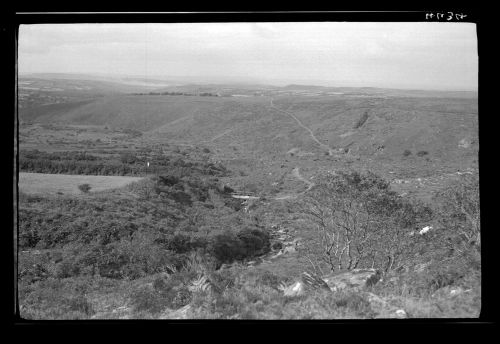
[19, 149, 229, 177]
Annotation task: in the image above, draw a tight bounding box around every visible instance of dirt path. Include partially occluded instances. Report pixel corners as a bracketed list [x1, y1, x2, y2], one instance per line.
[270, 99, 335, 156]
[291, 167, 315, 192]
[208, 129, 233, 142]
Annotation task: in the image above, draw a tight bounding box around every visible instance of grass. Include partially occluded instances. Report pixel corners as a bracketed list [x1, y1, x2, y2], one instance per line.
[18, 172, 143, 195]
[17, 81, 479, 319]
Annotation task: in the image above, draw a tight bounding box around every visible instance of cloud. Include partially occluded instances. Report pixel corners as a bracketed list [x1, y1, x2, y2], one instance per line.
[17, 22, 478, 90]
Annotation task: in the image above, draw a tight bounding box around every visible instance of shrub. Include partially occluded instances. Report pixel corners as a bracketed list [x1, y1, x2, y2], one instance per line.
[129, 285, 166, 314]
[417, 150, 429, 157]
[19, 278, 95, 320]
[334, 292, 374, 317]
[403, 150, 412, 157]
[78, 184, 92, 193]
[237, 228, 271, 257]
[208, 231, 245, 264]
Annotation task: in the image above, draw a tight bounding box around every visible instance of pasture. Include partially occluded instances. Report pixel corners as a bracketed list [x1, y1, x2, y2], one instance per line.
[18, 172, 143, 195]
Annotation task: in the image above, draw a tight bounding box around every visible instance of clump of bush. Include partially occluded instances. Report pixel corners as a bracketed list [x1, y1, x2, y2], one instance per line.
[129, 285, 167, 314]
[78, 184, 92, 193]
[417, 150, 429, 157]
[403, 149, 412, 157]
[208, 228, 270, 265]
[19, 278, 95, 320]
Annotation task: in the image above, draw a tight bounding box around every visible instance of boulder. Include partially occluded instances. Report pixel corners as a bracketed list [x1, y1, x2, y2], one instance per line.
[322, 269, 382, 292]
[301, 272, 331, 291]
[283, 281, 306, 297]
[394, 309, 407, 319]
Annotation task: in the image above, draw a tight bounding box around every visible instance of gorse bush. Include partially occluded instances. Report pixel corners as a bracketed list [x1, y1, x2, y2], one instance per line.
[78, 184, 91, 193]
[208, 228, 270, 265]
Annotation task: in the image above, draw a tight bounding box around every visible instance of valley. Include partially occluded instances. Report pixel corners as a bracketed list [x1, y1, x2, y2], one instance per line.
[16, 74, 480, 320]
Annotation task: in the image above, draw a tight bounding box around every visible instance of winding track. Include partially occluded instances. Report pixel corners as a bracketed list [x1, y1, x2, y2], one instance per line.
[269, 98, 335, 156]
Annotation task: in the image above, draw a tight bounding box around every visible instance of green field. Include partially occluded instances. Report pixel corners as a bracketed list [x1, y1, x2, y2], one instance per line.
[18, 172, 143, 195]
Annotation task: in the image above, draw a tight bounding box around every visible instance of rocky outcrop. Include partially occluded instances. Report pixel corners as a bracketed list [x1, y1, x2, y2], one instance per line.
[322, 269, 382, 292]
[280, 269, 382, 297]
[301, 272, 331, 291]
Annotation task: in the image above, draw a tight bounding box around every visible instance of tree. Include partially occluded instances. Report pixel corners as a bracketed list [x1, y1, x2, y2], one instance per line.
[433, 173, 480, 257]
[297, 171, 429, 273]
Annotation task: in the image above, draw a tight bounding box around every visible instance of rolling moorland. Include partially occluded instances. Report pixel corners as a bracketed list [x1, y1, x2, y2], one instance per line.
[16, 74, 480, 319]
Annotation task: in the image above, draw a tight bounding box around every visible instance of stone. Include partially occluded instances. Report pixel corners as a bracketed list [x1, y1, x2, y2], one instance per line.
[301, 272, 331, 291]
[322, 268, 382, 292]
[270, 250, 284, 259]
[283, 246, 297, 254]
[394, 309, 407, 318]
[283, 281, 305, 297]
[458, 138, 472, 148]
[418, 226, 432, 235]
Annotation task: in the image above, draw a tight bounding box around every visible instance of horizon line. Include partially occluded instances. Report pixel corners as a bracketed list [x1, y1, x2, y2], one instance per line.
[18, 71, 478, 93]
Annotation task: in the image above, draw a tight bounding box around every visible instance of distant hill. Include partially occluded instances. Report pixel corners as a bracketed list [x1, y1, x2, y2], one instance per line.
[18, 75, 478, 176]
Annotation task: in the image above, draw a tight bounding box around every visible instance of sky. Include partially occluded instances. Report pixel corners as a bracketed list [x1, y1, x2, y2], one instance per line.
[18, 22, 478, 91]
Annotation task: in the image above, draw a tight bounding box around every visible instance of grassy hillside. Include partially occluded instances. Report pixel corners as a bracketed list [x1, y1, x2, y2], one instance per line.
[17, 167, 481, 319]
[16, 78, 480, 319]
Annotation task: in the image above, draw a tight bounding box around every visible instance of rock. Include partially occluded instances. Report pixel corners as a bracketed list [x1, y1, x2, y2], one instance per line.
[394, 309, 407, 319]
[458, 138, 472, 148]
[283, 246, 297, 254]
[301, 272, 331, 291]
[322, 269, 382, 292]
[418, 226, 432, 235]
[283, 281, 306, 297]
[450, 287, 464, 296]
[431, 286, 467, 298]
[270, 250, 284, 259]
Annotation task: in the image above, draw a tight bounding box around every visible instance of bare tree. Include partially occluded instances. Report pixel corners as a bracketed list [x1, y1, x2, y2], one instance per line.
[297, 171, 425, 273]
